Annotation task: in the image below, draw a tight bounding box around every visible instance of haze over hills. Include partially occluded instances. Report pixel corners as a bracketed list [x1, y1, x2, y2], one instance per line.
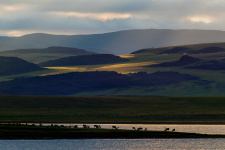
[2, 29, 225, 55]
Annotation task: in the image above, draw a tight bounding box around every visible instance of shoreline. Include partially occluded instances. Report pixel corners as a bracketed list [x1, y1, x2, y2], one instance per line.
[0, 124, 225, 139]
[2, 121, 225, 125]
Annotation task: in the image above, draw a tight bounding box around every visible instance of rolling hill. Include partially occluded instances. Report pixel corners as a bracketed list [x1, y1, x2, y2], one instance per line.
[0, 56, 45, 76]
[2, 29, 225, 55]
[0, 46, 96, 63]
[150, 55, 200, 67]
[0, 71, 200, 95]
[131, 42, 225, 55]
[1, 35, 225, 96]
[39, 54, 129, 67]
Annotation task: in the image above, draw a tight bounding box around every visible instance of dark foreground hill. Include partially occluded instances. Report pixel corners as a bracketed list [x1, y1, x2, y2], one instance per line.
[149, 55, 225, 70]
[2, 29, 225, 54]
[39, 54, 129, 67]
[0, 46, 96, 63]
[0, 71, 199, 95]
[0, 56, 44, 76]
[157, 46, 225, 55]
[150, 55, 200, 67]
[186, 59, 225, 70]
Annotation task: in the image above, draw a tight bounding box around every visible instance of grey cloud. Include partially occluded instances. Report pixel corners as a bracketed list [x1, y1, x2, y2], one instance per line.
[1, 0, 225, 36]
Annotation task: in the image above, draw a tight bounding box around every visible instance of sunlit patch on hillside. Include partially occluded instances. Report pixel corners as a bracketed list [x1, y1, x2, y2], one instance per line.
[43, 62, 157, 75]
[119, 54, 135, 58]
[95, 62, 157, 74]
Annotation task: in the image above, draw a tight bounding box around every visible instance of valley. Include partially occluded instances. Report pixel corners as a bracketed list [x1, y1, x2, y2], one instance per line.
[1, 30, 225, 96]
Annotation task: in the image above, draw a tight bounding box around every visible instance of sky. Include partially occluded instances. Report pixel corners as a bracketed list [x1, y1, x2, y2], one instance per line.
[0, 0, 225, 36]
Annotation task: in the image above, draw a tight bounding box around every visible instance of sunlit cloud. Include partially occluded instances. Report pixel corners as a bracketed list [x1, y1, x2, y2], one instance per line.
[189, 16, 213, 24]
[0, 4, 28, 12]
[52, 12, 132, 21]
[1, 0, 225, 36]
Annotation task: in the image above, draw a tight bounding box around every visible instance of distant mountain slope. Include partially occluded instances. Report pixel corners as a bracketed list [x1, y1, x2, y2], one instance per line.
[2, 29, 225, 54]
[0, 46, 96, 63]
[150, 55, 200, 67]
[0, 56, 44, 76]
[131, 43, 225, 55]
[39, 54, 129, 67]
[0, 71, 199, 95]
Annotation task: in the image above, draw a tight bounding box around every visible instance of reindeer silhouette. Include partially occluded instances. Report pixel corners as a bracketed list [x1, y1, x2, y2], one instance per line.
[132, 127, 136, 130]
[83, 125, 89, 128]
[137, 127, 142, 131]
[164, 128, 169, 131]
[94, 125, 101, 128]
[112, 126, 119, 129]
[172, 128, 175, 132]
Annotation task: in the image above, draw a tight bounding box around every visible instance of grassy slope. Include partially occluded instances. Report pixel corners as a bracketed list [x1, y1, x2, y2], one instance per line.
[0, 47, 95, 63]
[2, 42, 225, 96]
[1, 95, 225, 123]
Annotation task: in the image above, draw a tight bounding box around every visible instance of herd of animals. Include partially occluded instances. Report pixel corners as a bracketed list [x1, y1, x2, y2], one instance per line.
[5, 123, 176, 132]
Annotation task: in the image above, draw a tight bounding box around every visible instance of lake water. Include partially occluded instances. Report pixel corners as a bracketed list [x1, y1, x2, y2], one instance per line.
[1, 139, 225, 149]
[4, 124, 225, 149]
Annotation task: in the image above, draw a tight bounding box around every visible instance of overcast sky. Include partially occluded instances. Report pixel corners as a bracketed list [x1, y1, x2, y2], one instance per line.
[0, 0, 225, 36]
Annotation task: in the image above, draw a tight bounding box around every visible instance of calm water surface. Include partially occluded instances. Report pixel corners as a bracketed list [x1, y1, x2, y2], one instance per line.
[1, 139, 225, 150]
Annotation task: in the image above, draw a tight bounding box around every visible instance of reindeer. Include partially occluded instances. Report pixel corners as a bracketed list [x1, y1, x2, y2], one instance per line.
[172, 128, 175, 132]
[112, 126, 119, 129]
[164, 128, 170, 131]
[132, 127, 136, 130]
[83, 125, 89, 128]
[145, 128, 147, 131]
[94, 125, 101, 128]
[137, 127, 142, 131]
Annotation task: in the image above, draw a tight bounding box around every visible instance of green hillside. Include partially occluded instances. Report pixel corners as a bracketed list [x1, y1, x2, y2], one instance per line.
[39, 54, 129, 67]
[1, 42, 225, 96]
[0, 56, 45, 76]
[0, 46, 95, 63]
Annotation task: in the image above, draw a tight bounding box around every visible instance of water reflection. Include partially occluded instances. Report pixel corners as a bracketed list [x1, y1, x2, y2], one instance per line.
[1, 139, 225, 150]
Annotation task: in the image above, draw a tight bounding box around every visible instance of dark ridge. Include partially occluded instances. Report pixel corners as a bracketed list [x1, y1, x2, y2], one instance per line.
[0, 56, 44, 76]
[186, 60, 225, 70]
[39, 54, 129, 67]
[150, 55, 200, 67]
[188, 47, 225, 54]
[0, 46, 96, 55]
[131, 48, 154, 54]
[0, 71, 199, 95]
[131, 46, 225, 55]
[158, 47, 189, 54]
